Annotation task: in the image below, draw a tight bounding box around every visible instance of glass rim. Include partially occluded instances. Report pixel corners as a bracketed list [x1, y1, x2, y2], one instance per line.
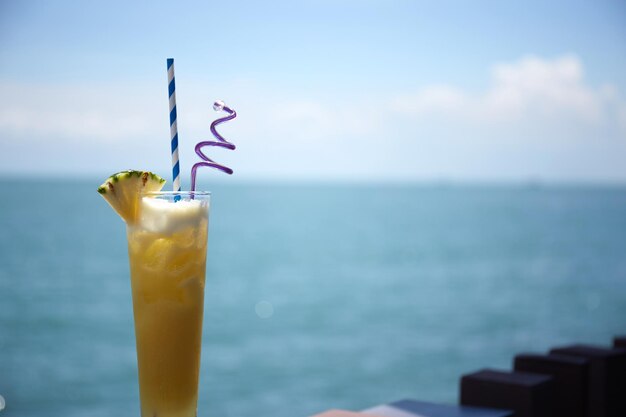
[141, 191, 211, 197]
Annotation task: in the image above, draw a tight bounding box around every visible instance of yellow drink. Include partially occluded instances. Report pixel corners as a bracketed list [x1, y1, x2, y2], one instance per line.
[127, 193, 210, 417]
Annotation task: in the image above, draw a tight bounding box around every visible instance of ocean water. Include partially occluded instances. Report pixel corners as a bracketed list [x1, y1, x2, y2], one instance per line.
[0, 179, 625, 417]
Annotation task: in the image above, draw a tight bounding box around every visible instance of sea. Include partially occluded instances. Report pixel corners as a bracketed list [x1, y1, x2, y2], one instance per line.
[0, 179, 625, 417]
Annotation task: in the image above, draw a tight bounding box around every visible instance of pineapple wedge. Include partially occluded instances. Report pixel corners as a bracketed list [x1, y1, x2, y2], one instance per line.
[97, 170, 166, 224]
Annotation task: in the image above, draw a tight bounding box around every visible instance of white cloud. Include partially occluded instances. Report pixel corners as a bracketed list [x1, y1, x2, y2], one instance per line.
[0, 82, 162, 141]
[392, 85, 467, 115]
[393, 55, 614, 127]
[2, 55, 622, 143]
[0, 54, 625, 181]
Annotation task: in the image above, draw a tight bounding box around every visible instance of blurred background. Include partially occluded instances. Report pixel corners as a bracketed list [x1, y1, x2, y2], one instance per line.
[0, 1, 625, 416]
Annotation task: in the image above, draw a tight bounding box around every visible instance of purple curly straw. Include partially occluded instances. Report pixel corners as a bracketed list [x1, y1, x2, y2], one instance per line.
[190, 100, 237, 192]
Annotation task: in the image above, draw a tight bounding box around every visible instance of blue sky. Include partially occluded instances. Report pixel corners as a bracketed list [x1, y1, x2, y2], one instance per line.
[1, 0, 625, 183]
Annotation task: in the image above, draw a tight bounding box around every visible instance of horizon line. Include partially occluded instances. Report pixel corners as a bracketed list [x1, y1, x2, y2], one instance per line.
[1, 172, 626, 189]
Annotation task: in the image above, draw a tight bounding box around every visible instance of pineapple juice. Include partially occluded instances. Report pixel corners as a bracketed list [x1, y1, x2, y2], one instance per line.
[127, 194, 209, 417]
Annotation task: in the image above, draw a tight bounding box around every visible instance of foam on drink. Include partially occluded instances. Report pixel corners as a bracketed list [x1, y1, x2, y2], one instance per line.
[138, 197, 208, 234]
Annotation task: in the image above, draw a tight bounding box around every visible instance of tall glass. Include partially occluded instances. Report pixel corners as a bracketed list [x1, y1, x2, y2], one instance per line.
[126, 191, 210, 417]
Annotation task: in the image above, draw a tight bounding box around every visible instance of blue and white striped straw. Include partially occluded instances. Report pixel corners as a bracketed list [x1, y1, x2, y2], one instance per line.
[167, 58, 181, 192]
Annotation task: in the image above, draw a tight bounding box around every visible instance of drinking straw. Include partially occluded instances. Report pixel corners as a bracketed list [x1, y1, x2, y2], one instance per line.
[190, 101, 237, 192]
[167, 58, 181, 192]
